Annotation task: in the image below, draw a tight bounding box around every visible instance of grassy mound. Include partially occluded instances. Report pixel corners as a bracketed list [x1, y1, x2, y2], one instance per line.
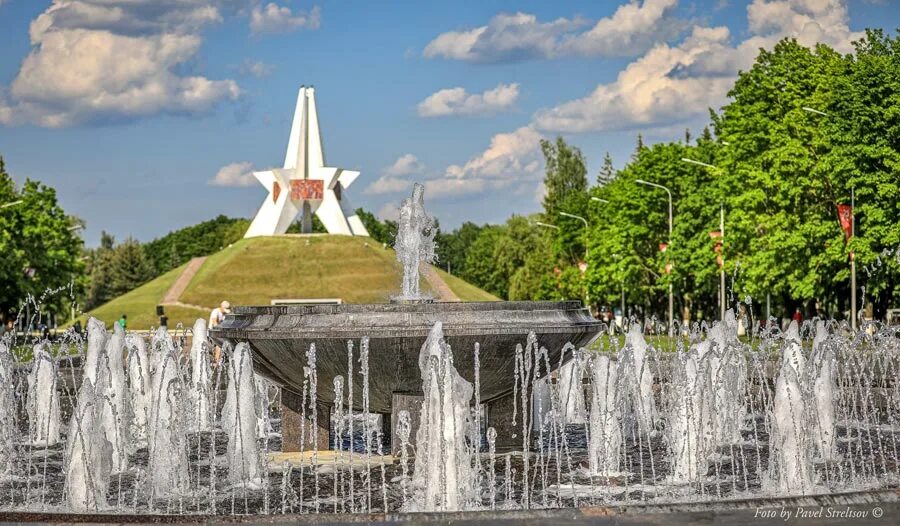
[81, 235, 498, 330]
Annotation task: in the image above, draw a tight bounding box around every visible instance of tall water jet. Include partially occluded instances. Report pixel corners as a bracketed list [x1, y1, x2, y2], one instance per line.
[704, 311, 746, 447]
[406, 322, 475, 512]
[558, 353, 587, 425]
[147, 328, 189, 499]
[667, 343, 707, 483]
[82, 317, 107, 387]
[27, 343, 60, 446]
[621, 324, 657, 434]
[0, 343, 16, 474]
[394, 183, 436, 301]
[65, 379, 113, 512]
[96, 323, 129, 473]
[188, 319, 212, 431]
[588, 352, 622, 476]
[767, 321, 813, 495]
[222, 342, 263, 486]
[125, 334, 151, 444]
[808, 320, 836, 461]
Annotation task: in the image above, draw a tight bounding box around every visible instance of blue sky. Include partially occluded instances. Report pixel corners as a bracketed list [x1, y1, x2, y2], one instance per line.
[0, 0, 897, 246]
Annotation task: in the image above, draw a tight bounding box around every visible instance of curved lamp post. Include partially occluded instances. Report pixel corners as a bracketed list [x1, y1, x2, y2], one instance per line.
[635, 179, 674, 336]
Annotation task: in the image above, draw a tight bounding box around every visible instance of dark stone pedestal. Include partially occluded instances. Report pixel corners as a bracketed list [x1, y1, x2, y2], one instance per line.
[391, 392, 423, 456]
[486, 392, 527, 450]
[281, 389, 330, 452]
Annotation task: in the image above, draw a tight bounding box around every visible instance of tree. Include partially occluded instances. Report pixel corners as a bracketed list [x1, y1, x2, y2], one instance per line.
[355, 208, 397, 246]
[109, 238, 154, 298]
[143, 215, 250, 275]
[540, 137, 589, 263]
[0, 158, 85, 318]
[597, 152, 616, 186]
[435, 222, 485, 276]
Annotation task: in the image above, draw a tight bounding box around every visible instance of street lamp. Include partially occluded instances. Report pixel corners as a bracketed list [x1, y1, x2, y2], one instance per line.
[635, 179, 674, 336]
[804, 105, 857, 329]
[1, 200, 23, 209]
[533, 221, 559, 230]
[681, 157, 727, 322]
[591, 197, 609, 204]
[802, 106, 829, 117]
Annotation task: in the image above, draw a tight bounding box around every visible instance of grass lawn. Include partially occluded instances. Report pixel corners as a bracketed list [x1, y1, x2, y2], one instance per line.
[78, 236, 501, 330]
[435, 268, 501, 302]
[76, 263, 207, 330]
[180, 236, 430, 307]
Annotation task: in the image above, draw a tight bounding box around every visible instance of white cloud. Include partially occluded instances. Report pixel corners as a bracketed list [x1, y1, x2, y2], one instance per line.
[423, 1, 682, 62]
[209, 161, 256, 187]
[365, 154, 423, 195]
[377, 203, 400, 222]
[238, 59, 274, 78]
[249, 3, 320, 35]
[0, 1, 242, 127]
[533, 0, 863, 134]
[426, 126, 544, 199]
[417, 83, 519, 117]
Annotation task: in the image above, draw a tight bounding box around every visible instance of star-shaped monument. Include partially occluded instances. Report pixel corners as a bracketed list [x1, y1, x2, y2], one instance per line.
[245, 86, 369, 237]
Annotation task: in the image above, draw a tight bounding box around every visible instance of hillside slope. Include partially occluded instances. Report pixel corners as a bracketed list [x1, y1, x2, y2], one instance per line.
[82, 235, 498, 329]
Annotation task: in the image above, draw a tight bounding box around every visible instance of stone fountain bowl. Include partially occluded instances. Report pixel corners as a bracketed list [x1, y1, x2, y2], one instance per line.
[210, 300, 602, 414]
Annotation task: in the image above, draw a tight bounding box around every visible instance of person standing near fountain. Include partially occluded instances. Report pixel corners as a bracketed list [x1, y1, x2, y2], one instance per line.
[395, 183, 436, 301]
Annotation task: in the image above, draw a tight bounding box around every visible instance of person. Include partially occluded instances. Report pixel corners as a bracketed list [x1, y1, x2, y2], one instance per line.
[0, 319, 14, 340]
[792, 307, 803, 324]
[209, 301, 231, 364]
[209, 300, 231, 329]
[118, 314, 127, 330]
[73, 319, 82, 336]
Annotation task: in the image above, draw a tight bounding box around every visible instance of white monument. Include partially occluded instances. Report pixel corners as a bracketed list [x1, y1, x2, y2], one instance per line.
[245, 86, 370, 237]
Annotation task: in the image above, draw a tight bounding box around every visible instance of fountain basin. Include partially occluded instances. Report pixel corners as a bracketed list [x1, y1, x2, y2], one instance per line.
[210, 300, 601, 414]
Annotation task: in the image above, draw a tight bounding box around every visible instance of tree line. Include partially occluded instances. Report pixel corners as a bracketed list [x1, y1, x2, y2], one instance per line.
[434, 30, 900, 323]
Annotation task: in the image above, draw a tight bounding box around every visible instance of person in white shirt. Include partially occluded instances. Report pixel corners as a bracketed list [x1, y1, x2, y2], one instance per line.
[209, 300, 230, 363]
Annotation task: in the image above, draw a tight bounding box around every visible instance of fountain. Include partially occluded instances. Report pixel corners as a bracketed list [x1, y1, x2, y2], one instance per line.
[27, 343, 60, 446]
[0, 184, 897, 522]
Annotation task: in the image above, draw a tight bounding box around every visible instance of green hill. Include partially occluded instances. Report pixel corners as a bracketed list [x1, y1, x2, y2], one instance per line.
[80, 235, 498, 330]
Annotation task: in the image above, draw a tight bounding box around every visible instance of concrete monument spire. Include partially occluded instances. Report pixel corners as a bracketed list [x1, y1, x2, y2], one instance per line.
[245, 86, 369, 238]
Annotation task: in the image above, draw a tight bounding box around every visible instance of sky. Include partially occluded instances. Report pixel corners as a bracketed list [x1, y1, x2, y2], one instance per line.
[0, 0, 898, 246]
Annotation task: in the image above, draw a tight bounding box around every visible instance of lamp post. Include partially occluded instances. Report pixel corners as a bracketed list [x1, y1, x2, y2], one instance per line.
[1, 200, 23, 209]
[591, 197, 626, 327]
[803, 106, 857, 330]
[533, 221, 559, 231]
[559, 212, 591, 308]
[681, 157, 727, 321]
[635, 179, 674, 336]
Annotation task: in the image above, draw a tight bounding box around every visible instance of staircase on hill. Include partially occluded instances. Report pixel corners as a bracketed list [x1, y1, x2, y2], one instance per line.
[163, 257, 207, 309]
[421, 263, 460, 302]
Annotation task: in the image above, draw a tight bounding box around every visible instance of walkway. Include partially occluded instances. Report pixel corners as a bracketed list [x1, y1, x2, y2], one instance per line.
[421, 263, 460, 302]
[162, 256, 207, 305]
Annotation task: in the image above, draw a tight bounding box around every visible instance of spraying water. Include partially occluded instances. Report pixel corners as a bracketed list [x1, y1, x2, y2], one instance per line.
[189, 319, 213, 432]
[767, 321, 814, 495]
[588, 352, 622, 476]
[558, 355, 587, 425]
[125, 334, 151, 445]
[394, 183, 436, 301]
[27, 343, 60, 446]
[406, 322, 475, 512]
[147, 328, 189, 499]
[808, 320, 836, 462]
[222, 342, 263, 487]
[0, 343, 17, 475]
[96, 323, 129, 473]
[621, 324, 657, 434]
[65, 379, 113, 512]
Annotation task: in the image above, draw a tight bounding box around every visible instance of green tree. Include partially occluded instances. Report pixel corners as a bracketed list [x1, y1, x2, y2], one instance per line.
[436, 221, 484, 276]
[0, 158, 85, 318]
[540, 137, 589, 263]
[109, 237, 154, 298]
[597, 152, 616, 186]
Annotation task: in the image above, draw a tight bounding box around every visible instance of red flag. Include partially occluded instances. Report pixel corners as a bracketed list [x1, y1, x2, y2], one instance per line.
[659, 243, 668, 253]
[665, 263, 673, 274]
[837, 204, 853, 241]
